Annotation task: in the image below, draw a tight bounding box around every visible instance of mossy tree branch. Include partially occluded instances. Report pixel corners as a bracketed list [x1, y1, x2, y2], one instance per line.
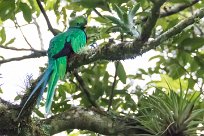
[39, 107, 144, 135]
[1, 7, 204, 66]
[66, 7, 204, 70]
[0, 99, 146, 135]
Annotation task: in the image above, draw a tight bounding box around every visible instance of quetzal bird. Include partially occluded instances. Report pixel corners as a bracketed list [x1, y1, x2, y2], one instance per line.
[17, 16, 87, 118]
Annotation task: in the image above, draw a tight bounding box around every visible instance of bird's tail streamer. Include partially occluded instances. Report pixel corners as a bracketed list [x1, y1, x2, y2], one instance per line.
[17, 67, 53, 119]
[45, 69, 59, 113]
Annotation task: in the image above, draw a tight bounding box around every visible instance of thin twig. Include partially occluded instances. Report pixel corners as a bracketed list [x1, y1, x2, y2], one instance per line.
[107, 61, 119, 111]
[160, 0, 200, 18]
[15, 19, 34, 49]
[136, 0, 199, 25]
[0, 45, 39, 51]
[73, 70, 99, 108]
[33, 17, 45, 50]
[107, 33, 123, 111]
[36, 0, 57, 36]
[93, 8, 105, 19]
[145, 7, 204, 49]
[0, 51, 46, 64]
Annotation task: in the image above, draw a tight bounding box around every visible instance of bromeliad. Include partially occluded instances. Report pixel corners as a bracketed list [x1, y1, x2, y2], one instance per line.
[17, 16, 87, 118]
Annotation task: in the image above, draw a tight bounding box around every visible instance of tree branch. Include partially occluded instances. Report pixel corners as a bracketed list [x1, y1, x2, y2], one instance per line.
[0, 51, 46, 64]
[141, 0, 167, 41]
[36, 0, 58, 36]
[0, 98, 19, 135]
[144, 7, 204, 50]
[40, 107, 145, 135]
[33, 17, 45, 50]
[138, 0, 200, 25]
[107, 61, 118, 111]
[73, 71, 99, 108]
[93, 8, 105, 19]
[0, 45, 37, 51]
[0, 99, 145, 135]
[15, 19, 34, 49]
[66, 7, 204, 70]
[160, 0, 200, 18]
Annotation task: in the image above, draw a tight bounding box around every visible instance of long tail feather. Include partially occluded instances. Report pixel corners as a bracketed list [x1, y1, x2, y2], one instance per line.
[45, 70, 59, 113]
[36, 73, 50, 107]
[17, 68, 53, 119]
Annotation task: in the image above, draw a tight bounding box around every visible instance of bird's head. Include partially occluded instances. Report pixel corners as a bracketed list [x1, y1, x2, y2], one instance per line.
[69, 16, 87, 29]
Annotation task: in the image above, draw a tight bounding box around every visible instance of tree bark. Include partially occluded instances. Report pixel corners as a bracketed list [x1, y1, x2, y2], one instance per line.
[0, 99, 147, 136]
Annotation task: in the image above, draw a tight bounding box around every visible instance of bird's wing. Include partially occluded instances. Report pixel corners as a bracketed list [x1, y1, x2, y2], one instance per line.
[66, 28, 87, 53]
[48, 32, 68, 80]
[48, 32, 68, 59]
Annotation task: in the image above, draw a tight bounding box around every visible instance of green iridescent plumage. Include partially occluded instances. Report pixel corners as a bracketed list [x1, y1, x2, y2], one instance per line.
[46, 17, 87, 112]
[17, 16, 87, 118]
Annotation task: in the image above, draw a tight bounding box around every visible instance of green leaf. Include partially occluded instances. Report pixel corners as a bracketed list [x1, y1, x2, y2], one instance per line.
[103, 71, 109, 89]
[138, 68, 148, 75]
[116, 62, 126, 84]
[178, 37, 204, 51]
[72, 0, 110, 11]
[0, 55, 4, 60]
[14, 95, 21, 101]
[135, 11, 151, 17]
[184, 109, 204, 125]
[45, 0, 57, 10]
[177, 51, 191, 66]
[112, 4, 124, 21]
[122, 13, 129, 25]
[109, 0, 127, 5]
[0, 0, 15, 21]
[170, 0, 191, 3]
[4, 38, 15, 46]
[188, 78, 195, 89]
[19, 2, 32, 23]
[0, 88, 2, 94]
[93, 17, 108, 24]
[27, 0, 40, 15]
[194, 56, 204, 68]
[58, 87, 66, 101]
[148, 55, 162, 61]
[167, 63, 186, 79]
[61, 7, 67, 29]
[34, 108, 45, 118]
[129, 3, 140, 19]
[153, 74, 188, 91]
[104, 15, 123, 26]
[0, 27, 6, 44]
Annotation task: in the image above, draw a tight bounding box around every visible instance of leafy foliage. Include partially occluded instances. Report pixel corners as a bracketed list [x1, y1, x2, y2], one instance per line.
[104, 3, 141, 37]
[136, 79, 204, 136]
[0, 0, 204, 135]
